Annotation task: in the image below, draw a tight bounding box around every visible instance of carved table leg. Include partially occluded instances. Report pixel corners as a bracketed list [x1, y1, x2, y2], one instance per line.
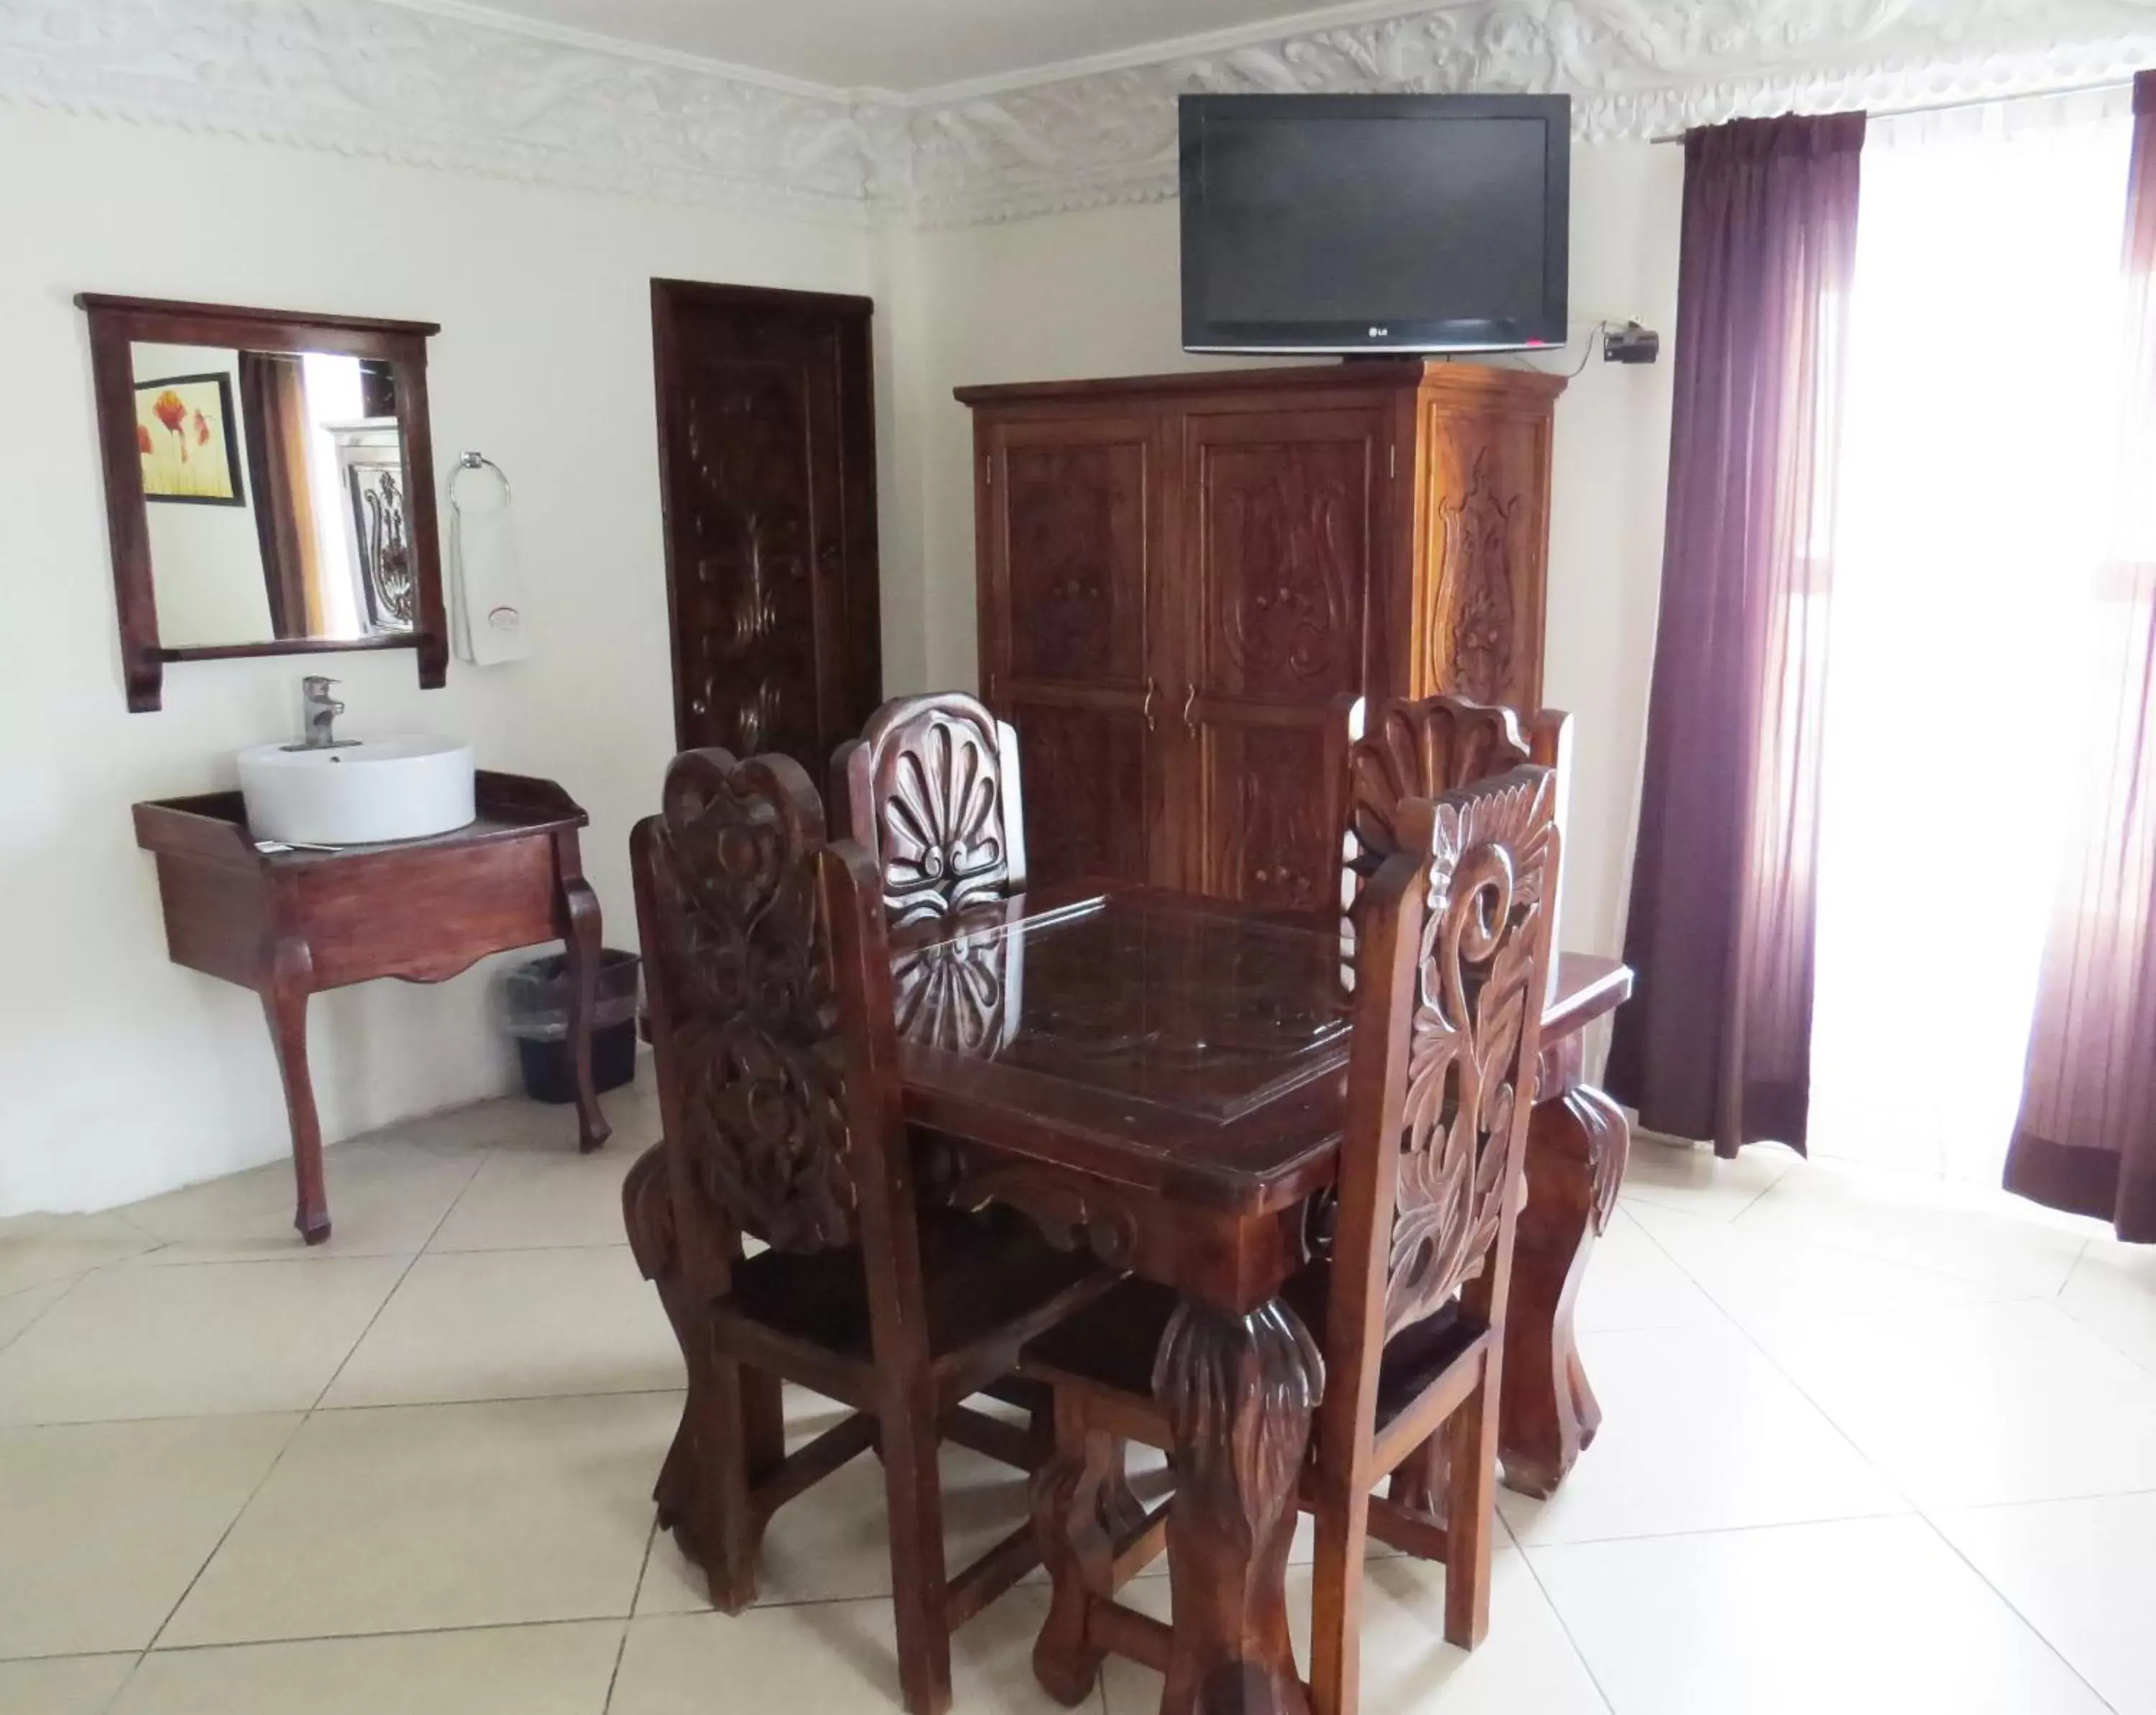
[259, 936, 329, 1244]
[1154, 1297, 1324, 1715]
[556, 863, 612, 1154]
[1500, 1048, 1629, 1499]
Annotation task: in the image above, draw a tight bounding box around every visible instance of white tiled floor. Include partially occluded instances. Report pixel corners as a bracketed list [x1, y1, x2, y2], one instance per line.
[2, 1090, 2152, 1715]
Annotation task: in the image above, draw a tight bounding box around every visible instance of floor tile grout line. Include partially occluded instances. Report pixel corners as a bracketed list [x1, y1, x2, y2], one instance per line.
[134, 1409, 311, 1660]
[7, 1385, 690, 1433]
[606, 1519, 662, 1712]
[300, 1138, 501, 1415]
[0, 1268, 92, 1357]
[1603, 1182, 2156, 1703]
[1906, 1509, 2122, 1714]
[1509, 1502, 1917, 1556]
[1618, 1201, 1928, 1516]
[1918, 1481, 2156, 1518]
[87, 1648, 144, 1715]
[1511, 1478, 2156, 1553]
[1628, 1187, 2088, 1298]
[100, 1612, 637, 1661]
[1506, 1526, 1621, 1715]
[133, 1139, 507, 1660]
[1628, 1172, 2156, 1423]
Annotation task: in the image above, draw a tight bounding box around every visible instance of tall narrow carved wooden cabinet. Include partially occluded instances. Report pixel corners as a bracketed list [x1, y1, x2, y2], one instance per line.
[961, 361, 1564, 911]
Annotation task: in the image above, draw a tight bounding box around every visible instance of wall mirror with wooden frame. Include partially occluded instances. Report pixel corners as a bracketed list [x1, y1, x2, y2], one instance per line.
[77, 295, 448, 712]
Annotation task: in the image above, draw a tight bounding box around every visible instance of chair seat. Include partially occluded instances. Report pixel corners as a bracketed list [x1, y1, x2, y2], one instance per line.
[727, 1205, 1108, 1367]
[1023, 1269, 1484, 1436]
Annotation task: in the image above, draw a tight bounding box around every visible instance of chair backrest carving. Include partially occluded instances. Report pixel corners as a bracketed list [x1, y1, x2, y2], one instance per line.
[833, 693, 1027, 922]
[1334, 765, 1560, 1350]
[632, 748, 899, 1255]
[1342, 694, 1569, 919]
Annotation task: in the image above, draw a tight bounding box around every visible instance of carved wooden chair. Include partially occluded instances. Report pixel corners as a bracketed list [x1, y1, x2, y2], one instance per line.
[621, 748, 1114, 1715]
[1342, 691, 1570, 927]
[832, 692, 1026, 923]
[1018, 765, 1562, 1715]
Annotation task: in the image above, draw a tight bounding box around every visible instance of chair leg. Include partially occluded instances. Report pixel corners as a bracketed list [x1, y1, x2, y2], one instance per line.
[1442, 1356, 1503, 1650]
[743, 1364, 786, 1486]
[1385, 1430, 1448, 1529]
[880, 1399, 954, 1715]
[1030, 1392, 1118, 1706]
[1309, 1479, 1370, 1715]
[698, 1353, 768, 1614]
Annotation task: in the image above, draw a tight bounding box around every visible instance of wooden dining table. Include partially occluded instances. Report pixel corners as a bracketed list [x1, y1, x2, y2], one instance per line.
[890, 879, 1632, 1715]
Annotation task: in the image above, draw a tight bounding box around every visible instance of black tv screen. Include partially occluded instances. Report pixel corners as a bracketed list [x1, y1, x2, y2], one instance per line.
[1179, 93, 1570, 354]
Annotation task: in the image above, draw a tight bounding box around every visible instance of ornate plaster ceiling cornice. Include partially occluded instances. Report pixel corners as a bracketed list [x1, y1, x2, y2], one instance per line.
[2, 0, 2153, 227]
[0, 0, 874, 219]
[901, 0, 2156, 224]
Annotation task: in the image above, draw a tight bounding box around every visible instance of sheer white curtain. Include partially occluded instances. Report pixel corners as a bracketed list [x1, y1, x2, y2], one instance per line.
[1809, 88, 2135, 1182]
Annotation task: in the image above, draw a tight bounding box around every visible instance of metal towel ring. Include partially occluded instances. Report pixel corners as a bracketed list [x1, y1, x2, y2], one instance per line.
[451, 449, 512, 512]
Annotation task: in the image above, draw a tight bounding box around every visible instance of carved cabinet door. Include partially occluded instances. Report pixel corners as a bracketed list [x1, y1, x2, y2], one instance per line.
[978, 413, 1166, 889]
[651, 280, 882, 777]
[1173, 405, 1389, 916]
[1418, 400, 1553, 711]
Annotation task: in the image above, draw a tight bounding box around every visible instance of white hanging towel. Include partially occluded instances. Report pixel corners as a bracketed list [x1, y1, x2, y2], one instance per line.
[448, 454, 531, 666]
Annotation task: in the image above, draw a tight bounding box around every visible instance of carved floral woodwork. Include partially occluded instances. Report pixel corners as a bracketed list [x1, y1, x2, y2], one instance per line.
[1005, 443, 1146, 684]
[676, 372, 816, 764]
[943, 1150, 1143, 1272]
[969, 365, 1557, 914]
[637, 749, 859, 1253]
[1345, 694, 1539, 889]
[1217, 725, 1340, 916]
[1383, 767, 1556, 1338]
[655, 282, 879, 782]
[1007, 701, 1149, 888]
[352, 463, 415, 632]
[845, 695, 1022, 921]
[1432, 450, 1522, 705]
[9, 0, 2148, 228]
[1207, 443, 1365, 697]
[892, 932, 1012, 1055]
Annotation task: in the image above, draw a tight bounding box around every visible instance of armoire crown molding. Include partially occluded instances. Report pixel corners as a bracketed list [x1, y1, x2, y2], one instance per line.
[3, 0, 2152, 226]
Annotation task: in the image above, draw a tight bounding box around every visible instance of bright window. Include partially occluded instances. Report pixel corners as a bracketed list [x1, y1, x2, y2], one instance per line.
[1809, 88, 2135, 1182]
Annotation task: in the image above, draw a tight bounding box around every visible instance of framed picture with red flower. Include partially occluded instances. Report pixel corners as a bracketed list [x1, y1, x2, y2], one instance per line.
[133, 370, 245, 506]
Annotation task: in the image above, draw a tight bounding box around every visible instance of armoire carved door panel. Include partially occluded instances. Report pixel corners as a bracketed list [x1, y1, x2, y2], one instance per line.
[1003, 697, 1151, 888]
[981, 415, 1163, 886]
[1420, 407, 1552, 711]
[1179, 407, 1385, 910]
[652, 280, 880, 777]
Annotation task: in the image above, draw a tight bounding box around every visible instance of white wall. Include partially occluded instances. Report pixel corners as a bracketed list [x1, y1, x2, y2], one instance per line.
[899, 142, 1683, 963]
[0, 106, 877, 1215]
[1, 103, 1680, 1217]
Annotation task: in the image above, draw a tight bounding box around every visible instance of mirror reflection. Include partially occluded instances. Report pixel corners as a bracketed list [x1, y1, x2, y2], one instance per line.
[130, 342, 412, 648]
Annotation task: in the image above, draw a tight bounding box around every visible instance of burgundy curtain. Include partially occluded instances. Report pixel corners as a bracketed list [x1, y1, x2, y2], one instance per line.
[2004, 73, 2156, 1241]
[237, 351, 319, 640]
[1606, 113, 1866, 1159]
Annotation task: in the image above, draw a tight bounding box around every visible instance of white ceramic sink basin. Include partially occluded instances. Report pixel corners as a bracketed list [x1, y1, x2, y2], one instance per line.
[239, 735, 476, 846]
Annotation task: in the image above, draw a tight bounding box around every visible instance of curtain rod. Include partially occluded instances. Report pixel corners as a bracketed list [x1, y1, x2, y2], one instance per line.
[1649, 76, 2133, 143]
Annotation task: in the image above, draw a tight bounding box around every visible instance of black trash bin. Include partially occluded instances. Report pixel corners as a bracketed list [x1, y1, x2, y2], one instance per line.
[505, 949, 641, 1103]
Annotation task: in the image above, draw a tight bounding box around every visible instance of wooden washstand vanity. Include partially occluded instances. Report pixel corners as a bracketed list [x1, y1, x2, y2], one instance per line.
[133, 771, 612, 1243]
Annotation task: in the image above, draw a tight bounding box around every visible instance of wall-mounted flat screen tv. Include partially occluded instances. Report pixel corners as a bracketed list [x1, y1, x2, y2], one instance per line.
[1179, 93, 1571, 354]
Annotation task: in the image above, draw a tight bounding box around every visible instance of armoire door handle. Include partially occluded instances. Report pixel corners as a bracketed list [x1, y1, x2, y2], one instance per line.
[1181, 683, 1197, 734]
[1142, 677, 1157, 732]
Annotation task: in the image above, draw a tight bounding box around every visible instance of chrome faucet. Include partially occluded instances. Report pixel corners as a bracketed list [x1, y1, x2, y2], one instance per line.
[300, 676, 347, 749]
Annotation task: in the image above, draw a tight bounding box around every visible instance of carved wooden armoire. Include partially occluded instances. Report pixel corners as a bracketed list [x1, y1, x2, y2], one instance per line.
[959, 360, 1563, 915]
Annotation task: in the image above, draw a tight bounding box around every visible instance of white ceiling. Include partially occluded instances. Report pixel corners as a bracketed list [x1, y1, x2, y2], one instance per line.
[451, 0, 1345, 91]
